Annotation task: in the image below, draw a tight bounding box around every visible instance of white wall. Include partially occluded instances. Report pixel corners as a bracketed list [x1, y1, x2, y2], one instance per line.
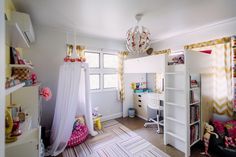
[0, 0, 5, 156]
[123, 73, 146, 117]
[24, 25, 125, 129]
[151, 18, 236, 51]
[146, 73, 156, 92]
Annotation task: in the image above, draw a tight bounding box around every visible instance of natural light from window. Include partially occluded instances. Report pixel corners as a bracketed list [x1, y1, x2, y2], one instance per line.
[85, 52, 100, 68]
[89, 74, 100, 90]
[104, 74, 118, 89]
[103, 54, 118, 68]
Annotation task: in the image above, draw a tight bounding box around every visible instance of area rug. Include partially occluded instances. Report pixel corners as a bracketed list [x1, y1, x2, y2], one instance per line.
[63, 120, 169, 157]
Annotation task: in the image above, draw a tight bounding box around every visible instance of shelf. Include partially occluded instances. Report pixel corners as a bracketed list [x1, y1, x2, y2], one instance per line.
[6, 21, 30, 48]
[190, 120, 200, 126]
[166, 102, 185, 108]
[166, 116, 185, 125]
[5, 82, 25, 95]
[165, 87, 184, 91]
[9, 64, 34, 69]
[190, 87, 200, 90]
[166, 131, 185, 142]
[190, 138, 200, 147]
[190, 101, 200, 106]
[165, 72, 185, 75]
[6, 116, 32, 149]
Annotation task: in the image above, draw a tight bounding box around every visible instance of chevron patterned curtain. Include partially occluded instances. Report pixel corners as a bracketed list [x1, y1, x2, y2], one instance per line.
[185, 37, 234, 117]
[118, 51, 128, 103]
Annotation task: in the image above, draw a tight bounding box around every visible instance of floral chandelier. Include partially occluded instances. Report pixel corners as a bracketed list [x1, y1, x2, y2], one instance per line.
[126, 14, 151, 54]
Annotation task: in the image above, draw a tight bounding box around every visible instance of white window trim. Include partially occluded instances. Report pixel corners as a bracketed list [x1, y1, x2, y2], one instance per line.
[88, 51, 118, 93]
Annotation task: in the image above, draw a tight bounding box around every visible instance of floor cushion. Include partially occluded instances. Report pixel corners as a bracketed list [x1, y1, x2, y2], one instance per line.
[67, 116, 89, 147]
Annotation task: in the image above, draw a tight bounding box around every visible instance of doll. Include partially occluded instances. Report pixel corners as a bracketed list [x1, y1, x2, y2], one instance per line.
[201, 122, 219, 157]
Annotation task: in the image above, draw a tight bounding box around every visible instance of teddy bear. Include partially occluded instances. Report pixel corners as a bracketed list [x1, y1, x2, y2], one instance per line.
[201, 122, 219, 157]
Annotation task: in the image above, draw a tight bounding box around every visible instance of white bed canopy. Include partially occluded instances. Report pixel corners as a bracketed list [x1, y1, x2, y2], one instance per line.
[47, 62, 97, 156]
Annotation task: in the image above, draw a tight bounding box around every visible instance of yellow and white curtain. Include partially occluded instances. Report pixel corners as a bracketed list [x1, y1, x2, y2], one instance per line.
[118, 51, 128, 103]
[185, 37, 234, 117]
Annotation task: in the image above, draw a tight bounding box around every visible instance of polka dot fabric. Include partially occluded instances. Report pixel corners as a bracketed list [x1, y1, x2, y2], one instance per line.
[67, 123, 89, 147]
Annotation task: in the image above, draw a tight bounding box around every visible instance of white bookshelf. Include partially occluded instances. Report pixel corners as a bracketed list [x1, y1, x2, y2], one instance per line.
[164, 56, 188, 155]
[164, 50, 212, 157]
[189, 73, 201, 149]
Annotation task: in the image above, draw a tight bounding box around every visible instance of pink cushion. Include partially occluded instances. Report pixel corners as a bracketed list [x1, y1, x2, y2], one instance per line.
[213, 120, 225, 137]
[225, 120, 236, 138]
[67, 124, 89, 147]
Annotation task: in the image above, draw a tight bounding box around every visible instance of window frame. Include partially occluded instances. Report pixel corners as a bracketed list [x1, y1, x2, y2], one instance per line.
[103, 53, 118, 69]
[103, 73, 118, 89]
[89, 73, 101, 90]
[84, 51, 100, 69]
[87, 50, 118, 93]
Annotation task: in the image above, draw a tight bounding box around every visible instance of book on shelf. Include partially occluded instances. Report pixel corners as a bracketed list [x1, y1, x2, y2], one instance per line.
[190, 124, 200, 145]
[190, 79, 199, 88]
[190, 90, 195, 103]
[190, 105, 200, 123]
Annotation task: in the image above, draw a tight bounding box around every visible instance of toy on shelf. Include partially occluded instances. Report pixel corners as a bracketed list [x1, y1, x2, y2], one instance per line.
[5, 109, 17, 143]
[31, 73, 37, 84]
[5, 76, 21, 89]
[131, 82, 151, 93]
[11, 117, 22, 136]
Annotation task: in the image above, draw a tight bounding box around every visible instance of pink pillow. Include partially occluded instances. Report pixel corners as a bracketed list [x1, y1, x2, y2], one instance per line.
[67, 124, 89, 147]
[225, 120, 236, 138]
[213, 120, 225, 137]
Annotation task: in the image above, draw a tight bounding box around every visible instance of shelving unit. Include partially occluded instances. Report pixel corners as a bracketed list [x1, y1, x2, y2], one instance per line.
[189, 74, 201, 148]
[5, 82, 25, 96]
[164, 50, 212, 157]
[9, 64, 34, 69]
[5, 14, 41, 157]
[165, 102, 185, 108]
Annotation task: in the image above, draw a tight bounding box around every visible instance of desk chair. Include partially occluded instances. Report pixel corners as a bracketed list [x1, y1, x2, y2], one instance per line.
[144, 98, 164, 133]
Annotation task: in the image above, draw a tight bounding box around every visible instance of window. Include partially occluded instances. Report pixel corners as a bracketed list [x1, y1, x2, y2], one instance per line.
[104, 74, 118, 89]
[85, 52, 100, 68]
[86, 51, 118, 91]
[103, 54, 118, 68]
[89, 74, 100, 90]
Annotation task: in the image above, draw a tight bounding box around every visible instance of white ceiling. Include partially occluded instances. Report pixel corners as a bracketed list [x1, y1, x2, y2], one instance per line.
[12, 0, 236, 41]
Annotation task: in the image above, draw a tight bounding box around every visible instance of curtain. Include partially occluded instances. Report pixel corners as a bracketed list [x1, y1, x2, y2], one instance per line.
[47, 62, 96, 156]
[232, 36, 236, 112]
[185, 37, 234, 117]
[118, 51, 128, 103]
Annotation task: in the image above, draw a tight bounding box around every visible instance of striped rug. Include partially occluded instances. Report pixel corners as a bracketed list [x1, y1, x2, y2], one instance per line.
[63, 120, 169, 157]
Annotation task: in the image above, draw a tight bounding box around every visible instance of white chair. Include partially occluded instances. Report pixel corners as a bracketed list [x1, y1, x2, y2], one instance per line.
[144, 98, 164, 133]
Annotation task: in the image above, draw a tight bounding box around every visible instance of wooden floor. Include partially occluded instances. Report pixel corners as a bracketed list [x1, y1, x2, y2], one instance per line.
[116, 117, 207, 157]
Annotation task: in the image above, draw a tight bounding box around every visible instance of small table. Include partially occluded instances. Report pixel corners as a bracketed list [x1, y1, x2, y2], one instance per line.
[93, 114, 102, 130]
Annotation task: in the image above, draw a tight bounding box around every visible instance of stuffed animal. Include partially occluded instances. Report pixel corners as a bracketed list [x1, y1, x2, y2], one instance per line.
[201, 122, 219, 157]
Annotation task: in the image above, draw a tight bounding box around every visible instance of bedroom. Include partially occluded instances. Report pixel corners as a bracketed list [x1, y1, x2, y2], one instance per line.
[1, 0, 236, 157]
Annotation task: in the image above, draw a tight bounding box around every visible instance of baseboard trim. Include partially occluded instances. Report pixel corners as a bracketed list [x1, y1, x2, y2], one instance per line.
[101, 112, 123, 122]
[137, 114, 148, 121]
